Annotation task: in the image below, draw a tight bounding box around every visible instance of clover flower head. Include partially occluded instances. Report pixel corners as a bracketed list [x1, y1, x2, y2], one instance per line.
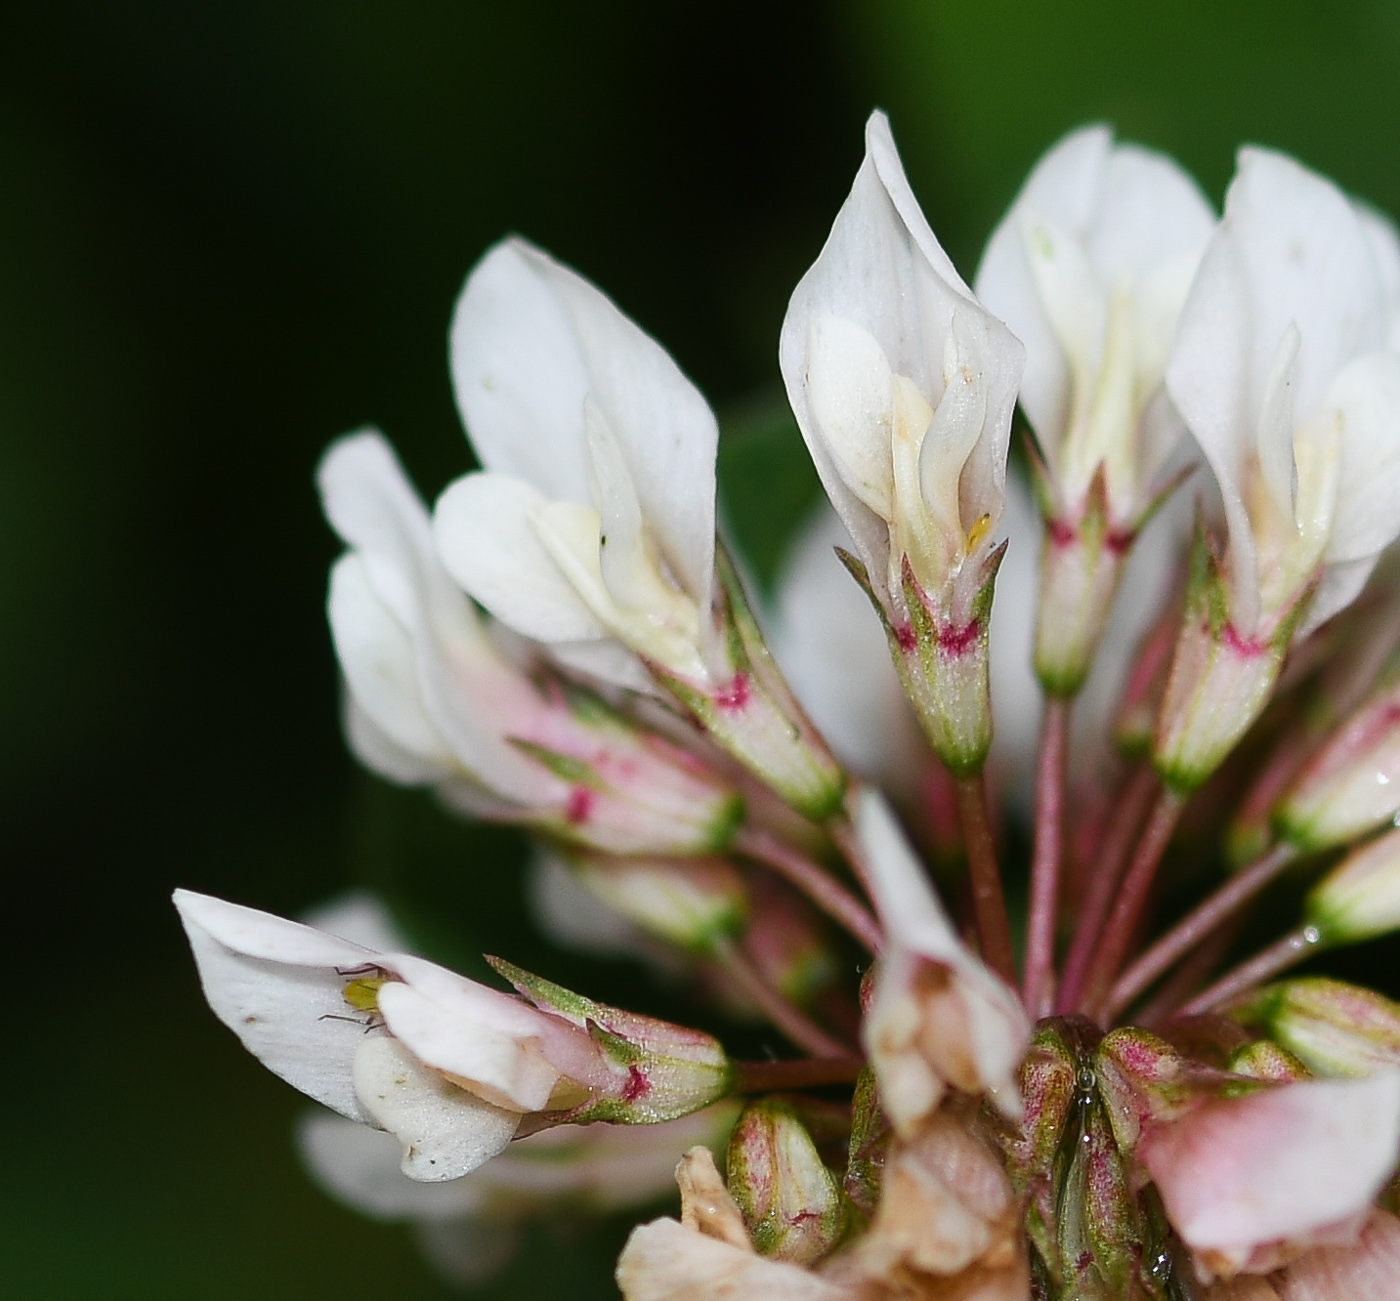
[178, 115, 1400, 1301]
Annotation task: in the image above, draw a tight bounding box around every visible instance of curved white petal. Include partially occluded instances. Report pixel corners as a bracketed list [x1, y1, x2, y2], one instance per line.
[329, 555, 453, 763]
[1324, 351, 1400, 564]
[449, 240, 594, 502]
[352, 1035, 521, 1182]
[433, 471, 604, 643]
[617, 1218, 849, 1301]
[1302, 555, 1378, 638]
[1169, 148, 1394, 628]
[975, 126, 1213, 460]
[342, 693, 452, 787]
[780, 111, 1023, 599]
[855, 789, 1030, 1120]
[377, 977, 562, 1113]
[173, 889, 380, 1123]
[451, 238, 718, 602]
[1142, 1071, 1400, 1256]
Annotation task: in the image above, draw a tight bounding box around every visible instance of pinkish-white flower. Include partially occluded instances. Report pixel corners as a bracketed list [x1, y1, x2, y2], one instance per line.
[320, 429, 741, 855]
[175, 889, 731, 1180]
[855, 789, 1029, 1129]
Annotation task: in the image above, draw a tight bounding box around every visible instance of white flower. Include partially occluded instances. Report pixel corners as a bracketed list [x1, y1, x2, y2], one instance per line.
[320, 429, 741, 855]
[779, 111, 1024, 623]
[174, 890, 728, 1181]
[854, 790, 1029, 1130]
[433, 238, 719, 691]
[975, 124, 1215, 521]
[1166, 148, 1400, 638]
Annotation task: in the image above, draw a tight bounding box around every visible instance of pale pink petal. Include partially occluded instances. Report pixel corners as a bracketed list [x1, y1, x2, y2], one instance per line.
[1141, 1071, 1400, 1257]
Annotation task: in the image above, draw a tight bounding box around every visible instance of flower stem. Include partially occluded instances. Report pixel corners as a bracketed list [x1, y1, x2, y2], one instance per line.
[735, 826, 883, 955]
[954, 771, 1018, 987]
[1078, 785, 1185, 1021]
[734, 1056, 866, 1092]
[712, 938, 853, 1059]
[1107, 842, 1296, 1017]
[1024, 697, 1070, 1016]
[1055, 763, 1157, 1014]
[1179, 924, 1325, 1016]
[1133, 914, 1246, 1028]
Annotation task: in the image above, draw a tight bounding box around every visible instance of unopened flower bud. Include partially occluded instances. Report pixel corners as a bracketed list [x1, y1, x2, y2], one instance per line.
[1275, 673, 1400, 852]
[725, 1099, 845, 1265]
[1227, 1040, 1311, 1082]
[560, 851, 747, 955]
[1231, 977, 1400, 1077]
[1306, 827, 1400, 945]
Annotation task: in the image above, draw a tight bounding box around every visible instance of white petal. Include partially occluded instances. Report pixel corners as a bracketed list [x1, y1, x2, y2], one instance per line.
[453, 239, 719, 602]
[975, 126, 1213, 458]
[1228, 149, 1385, 423]
[173, 889, 379, 1122]
[1303, 555, 1378, 637]
[805, 315, 895, 519]
[296, 1109, 491, 1219]
[433, 471, 604, 643]
[1088, 143, 1215, 289]
[449, 239, 594, 502]
[1324, 350, 1400, 564]
[352, 1035, 521, 1182]
[342, 693, 452, 787]
[780, 111, 1023, 598]
[329, 554, 452, 763]
[377, 977, 562, 1113]
[546, 638, 656, 694]
[974, 127, 1111, 451]
[1142, 1071, 1400, 1254]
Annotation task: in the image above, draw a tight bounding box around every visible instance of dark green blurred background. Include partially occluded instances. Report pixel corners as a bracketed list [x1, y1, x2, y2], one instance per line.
[7, 3, 1400, 1296]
